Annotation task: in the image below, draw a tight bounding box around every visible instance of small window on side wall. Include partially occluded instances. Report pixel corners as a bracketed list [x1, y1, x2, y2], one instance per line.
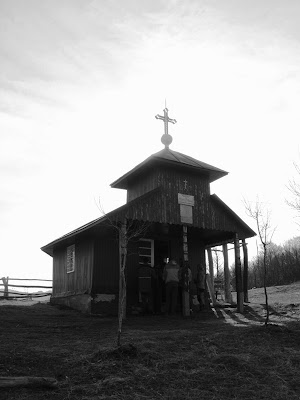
[66, 244, 75, 273]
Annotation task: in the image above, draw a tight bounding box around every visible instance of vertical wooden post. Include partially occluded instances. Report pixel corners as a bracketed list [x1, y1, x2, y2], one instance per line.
[207, 248, 214, 291]
[1, 277, 8, 299]
[234, 234, 244, 313]
[206, 248, 217, 306]
[182, 225, 190, 317]
[222, 244, 232, 303]
[242, 239, 249, 303]
[117, 220, 127, 346]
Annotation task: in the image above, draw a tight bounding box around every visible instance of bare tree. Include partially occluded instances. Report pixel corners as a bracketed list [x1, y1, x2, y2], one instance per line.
[287, 161, 300, 219]
[97, 200, 150, 346]
[244, 199, 275, 325]
[115, 218, 149, 346]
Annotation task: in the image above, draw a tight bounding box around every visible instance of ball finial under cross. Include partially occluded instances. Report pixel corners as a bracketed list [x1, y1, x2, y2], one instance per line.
[161, 133, 173, 148]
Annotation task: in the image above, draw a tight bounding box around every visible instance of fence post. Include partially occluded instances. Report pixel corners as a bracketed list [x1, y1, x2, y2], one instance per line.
[1, 276, 9, 299]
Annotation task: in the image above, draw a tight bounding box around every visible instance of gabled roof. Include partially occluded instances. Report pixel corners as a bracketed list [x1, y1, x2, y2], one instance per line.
[110, 147, 228, 189]
[210, 194, 256, 238]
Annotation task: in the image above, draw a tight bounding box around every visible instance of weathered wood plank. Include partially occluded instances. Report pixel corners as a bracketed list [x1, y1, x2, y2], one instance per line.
[234, 234, 244, 313]
[222, 243, 232, 303]
[0, 376, 58, 389]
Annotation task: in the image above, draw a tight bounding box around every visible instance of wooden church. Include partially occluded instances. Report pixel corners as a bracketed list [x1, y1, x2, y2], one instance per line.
[41, 107, 256, 315]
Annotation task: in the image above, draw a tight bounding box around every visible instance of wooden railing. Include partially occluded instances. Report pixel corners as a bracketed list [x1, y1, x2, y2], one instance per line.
[0, 277, 52, 300]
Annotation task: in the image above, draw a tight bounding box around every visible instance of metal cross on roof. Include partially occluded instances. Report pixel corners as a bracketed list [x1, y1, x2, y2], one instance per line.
[155, 107, 177, 136]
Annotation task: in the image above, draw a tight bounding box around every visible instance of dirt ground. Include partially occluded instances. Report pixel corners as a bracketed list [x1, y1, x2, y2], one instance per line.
[1, 285, 300, 399]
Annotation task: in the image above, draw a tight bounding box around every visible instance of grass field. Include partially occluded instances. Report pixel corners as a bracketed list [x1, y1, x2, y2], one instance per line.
[1, 284, 300, 399]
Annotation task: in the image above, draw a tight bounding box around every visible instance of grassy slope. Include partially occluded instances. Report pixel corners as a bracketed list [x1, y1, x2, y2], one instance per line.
[0, 283, 300, 399]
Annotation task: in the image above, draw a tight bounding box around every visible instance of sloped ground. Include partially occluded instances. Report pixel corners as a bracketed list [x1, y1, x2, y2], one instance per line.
[0, 285, 300, 399]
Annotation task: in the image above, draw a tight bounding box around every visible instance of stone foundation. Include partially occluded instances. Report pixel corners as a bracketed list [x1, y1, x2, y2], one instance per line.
[50, 294, 92, 313]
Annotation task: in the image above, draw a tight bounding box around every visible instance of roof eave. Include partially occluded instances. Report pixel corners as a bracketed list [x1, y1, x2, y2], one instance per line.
[111, 157, 228, 189]
[210, 194, 257, 238]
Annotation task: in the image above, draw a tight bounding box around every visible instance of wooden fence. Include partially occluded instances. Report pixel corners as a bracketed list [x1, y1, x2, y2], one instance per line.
[0, 277, 52, 300]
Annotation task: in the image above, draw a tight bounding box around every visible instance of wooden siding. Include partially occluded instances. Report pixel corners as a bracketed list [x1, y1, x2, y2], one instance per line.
[52, 239, 94, 297]
[111, 163, 254, 240]
[93, 234, 119, 294]
[127, 169, 159, 202]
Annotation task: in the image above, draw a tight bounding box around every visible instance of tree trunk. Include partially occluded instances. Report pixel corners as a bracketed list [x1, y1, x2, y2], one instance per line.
[263, 243, 269, 325]
[222, 244, 232, 303]
[234, 234, 244, 313]
[242, 239, 249, 303]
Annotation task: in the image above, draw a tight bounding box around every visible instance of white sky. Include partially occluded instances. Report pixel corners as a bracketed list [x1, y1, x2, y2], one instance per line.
[1, 0, 300, 281]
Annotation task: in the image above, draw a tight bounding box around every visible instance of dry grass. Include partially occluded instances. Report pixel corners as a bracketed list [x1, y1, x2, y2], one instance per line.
[1, 286, 300, 399]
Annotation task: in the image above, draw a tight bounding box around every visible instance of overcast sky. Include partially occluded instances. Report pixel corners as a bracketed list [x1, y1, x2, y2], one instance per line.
[1, 0, 300, 280]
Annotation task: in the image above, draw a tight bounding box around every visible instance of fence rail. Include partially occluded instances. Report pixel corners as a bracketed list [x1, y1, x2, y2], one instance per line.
[1, 276, 52, 300]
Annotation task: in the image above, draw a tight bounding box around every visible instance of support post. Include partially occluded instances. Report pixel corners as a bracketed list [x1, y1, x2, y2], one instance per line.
[182, 225, 190, 317]
[117, 220, 127, 346]
[234, 234, 244, 313]
[206, 248, 217, 306]
[222, 244, 232, 303]
[1, 276, 8, 299]
[207, 248, 214, 292]
[242, 239, 249, 303]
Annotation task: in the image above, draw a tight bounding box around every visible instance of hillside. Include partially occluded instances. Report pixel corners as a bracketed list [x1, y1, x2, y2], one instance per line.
[248, 281, 300, 305]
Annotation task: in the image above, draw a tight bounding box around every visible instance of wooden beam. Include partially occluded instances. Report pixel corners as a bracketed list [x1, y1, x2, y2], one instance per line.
[0, 376, 58, 388]
[222, 243, 232, 303]
[234, 234, 244, 313]
[242, 239, 249, 303]
[207, 248, 214, 292]
[206, 248, 217, 306]
[5, 284, 52, 289]
[206, 274, 217, 306]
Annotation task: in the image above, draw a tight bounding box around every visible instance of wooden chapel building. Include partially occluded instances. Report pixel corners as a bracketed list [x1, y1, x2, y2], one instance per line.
[41, 107, 256, 315]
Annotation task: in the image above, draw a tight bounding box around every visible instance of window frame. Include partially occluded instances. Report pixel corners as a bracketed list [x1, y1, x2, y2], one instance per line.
[66, 244, 75, 274]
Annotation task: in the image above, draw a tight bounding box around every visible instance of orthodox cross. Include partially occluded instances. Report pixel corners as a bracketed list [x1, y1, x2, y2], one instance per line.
[183, 179, 188, 190]
[155, 107, 177, 136]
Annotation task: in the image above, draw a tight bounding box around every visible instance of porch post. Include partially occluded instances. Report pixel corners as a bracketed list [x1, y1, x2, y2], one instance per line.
[182, 225, 190, 317]
[206, 248, 217, 306]
[222, 243, 232, 303]
[118, 220, 127, 320]
[234, 233, 244, 313]
[242, 239, 249, 303]
[207, 248, 214, 288]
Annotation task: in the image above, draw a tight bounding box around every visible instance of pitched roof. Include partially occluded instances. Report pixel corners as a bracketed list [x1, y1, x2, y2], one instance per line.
[40, 188, 161, 256]
[210, 194, 256, 238]
[110, 147, 228, 189]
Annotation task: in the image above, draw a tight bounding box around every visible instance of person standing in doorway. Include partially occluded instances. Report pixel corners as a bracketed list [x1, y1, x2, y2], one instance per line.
[163, 259, 180, 315]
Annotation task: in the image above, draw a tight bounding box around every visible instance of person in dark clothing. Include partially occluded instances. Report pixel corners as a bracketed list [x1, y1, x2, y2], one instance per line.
[163, 259, 180, 314]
